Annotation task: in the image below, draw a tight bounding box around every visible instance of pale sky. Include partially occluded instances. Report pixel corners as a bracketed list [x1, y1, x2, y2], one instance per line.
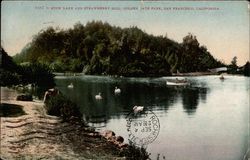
[1, 1, 249, 65]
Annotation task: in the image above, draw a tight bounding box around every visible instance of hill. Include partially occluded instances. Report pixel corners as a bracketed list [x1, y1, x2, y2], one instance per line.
[14, 21, 224, 77]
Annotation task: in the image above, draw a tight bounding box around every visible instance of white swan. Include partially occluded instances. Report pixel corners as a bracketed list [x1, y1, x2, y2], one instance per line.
[95, 92, 103, 100]
[133, 106, 144, 113]
[68, 83, 74, 89]
[114, 86, 121, 94]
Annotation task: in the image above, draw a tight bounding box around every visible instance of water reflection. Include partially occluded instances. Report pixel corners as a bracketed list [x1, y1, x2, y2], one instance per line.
[55, 75, 249, 160]
[182, 88, 200, 115]
[55, 76, 208, 127]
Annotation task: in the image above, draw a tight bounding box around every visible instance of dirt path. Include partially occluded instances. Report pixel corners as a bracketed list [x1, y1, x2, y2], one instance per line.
[0, 88, 127, 160]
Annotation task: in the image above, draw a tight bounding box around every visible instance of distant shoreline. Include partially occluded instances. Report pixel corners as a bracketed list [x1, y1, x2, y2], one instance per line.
[172, 72, 219, 76]
[53, 72, 220, 77]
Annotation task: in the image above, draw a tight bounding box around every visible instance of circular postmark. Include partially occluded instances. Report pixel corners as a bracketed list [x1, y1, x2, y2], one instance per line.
[126, 108, 160, 146]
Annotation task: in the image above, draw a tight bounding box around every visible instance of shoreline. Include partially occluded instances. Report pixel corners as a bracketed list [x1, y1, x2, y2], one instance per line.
[53, 72, 221, 77]
[53, 72, 248, 78]
[0, 87, 145, 159]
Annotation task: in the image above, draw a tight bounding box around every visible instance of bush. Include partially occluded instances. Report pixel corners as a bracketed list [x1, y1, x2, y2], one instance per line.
[20, 63, 55, 88]
[243, 61, 250, 76]
[121, 144, 149, 159]
[44, 94, 82, 121]
[0, 70, 21, 86]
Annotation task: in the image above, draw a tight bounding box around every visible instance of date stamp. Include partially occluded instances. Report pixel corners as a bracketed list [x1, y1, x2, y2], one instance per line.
[126, 108, 160, 146]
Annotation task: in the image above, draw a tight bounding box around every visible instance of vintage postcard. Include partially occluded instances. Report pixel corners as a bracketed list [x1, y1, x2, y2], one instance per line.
[1, 1, 249, 160]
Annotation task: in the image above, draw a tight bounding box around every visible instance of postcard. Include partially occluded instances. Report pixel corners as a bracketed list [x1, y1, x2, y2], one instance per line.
[1, 1, 249, 160]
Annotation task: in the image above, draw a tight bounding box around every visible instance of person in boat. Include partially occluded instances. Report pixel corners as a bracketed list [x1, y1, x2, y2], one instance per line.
[220, 75, 224, 80]
[175, 78, 187, 83]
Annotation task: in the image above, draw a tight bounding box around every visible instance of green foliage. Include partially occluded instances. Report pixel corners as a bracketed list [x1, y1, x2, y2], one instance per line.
[228, 56, 238, 74]
[243, 61, 250, 76]
[0, 70, 21, 86]
[231, 56, 237, 67]
[1, 47, 19, 71]
[179, 34, 224, 72]
[19, 63, 55, 88]
[44, 94, 82, 121]
[1, 48, 21, 86]
[1, 47, 55, 88]
[121, 143, 149, 159]
[14, 21, 224, 76]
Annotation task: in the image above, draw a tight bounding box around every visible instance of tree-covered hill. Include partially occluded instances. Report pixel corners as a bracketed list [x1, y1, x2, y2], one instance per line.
[13, 21, 224, 77]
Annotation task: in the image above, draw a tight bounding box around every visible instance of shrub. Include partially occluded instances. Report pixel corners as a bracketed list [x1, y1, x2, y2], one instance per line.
[121, 144, 149, 159]
[44, 94, 82, 121]
[20, 63, 55, 88]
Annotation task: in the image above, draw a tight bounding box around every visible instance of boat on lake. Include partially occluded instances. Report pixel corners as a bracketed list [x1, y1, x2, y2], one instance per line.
[166, 78, 190, 86]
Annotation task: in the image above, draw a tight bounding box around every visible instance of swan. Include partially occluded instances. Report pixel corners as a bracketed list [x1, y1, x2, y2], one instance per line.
[133, 106, 144, 113]
[95, 92, 103, 100]
[68, 83, 74, 88]
[114, 86, 121, 94]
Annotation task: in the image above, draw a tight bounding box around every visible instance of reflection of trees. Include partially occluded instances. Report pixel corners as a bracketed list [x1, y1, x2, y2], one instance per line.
[182, 89, 199, 115]
[181, 87, 208, 115]
[55, 77, 178, 128]
[198, 88, 208, 103]
[55, 77, 209, 124]
[117, 82, 178, 111]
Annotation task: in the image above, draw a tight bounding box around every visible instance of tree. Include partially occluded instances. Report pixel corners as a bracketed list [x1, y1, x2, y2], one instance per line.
[231, 56, 237, 68]
[243, 61, 250, 76]
[13, 21, 224, 77]
[228, 56, 238, 74]
[0, 47, 21, 86]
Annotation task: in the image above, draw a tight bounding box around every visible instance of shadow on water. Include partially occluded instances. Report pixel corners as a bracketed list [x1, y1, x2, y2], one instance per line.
[0, 103, 26, 117]
[163, 85, 209, 115]
[181, 88, 201, 115]
[55, 76, 209, 127]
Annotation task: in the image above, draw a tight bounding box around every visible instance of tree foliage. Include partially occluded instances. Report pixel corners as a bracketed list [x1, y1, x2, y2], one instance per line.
[1, 47, 55, 88]
[228, 56, 238, 74]
[242, 61, 250, 76]
[1, 47, 21, 86]
[14, 21, 224, 76]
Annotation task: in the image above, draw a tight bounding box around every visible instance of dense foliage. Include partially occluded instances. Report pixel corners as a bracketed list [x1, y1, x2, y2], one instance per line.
[237, 61, 250, 76]
[1, 47, 55, 88]
[14, 21, 224, 76]
[0, 48, 21, 86]
[44, 94, 82, 121]
[243, 62, 250, 76]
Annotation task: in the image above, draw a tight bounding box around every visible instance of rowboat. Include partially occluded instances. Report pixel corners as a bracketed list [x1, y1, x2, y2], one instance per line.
[166, 79, 190, 86]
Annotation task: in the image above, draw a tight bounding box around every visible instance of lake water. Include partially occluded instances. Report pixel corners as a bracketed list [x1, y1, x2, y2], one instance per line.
[55, 75, 249, 160]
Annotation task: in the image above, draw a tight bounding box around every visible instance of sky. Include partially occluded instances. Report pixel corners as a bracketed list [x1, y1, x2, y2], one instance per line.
[1, 1, 249, 65]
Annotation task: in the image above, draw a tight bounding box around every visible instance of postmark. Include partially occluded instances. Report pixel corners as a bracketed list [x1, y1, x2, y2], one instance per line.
[126, 108, 160, 146]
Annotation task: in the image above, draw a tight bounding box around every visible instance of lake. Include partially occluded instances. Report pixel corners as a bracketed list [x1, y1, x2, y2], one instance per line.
[55, 75, 249, 160]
